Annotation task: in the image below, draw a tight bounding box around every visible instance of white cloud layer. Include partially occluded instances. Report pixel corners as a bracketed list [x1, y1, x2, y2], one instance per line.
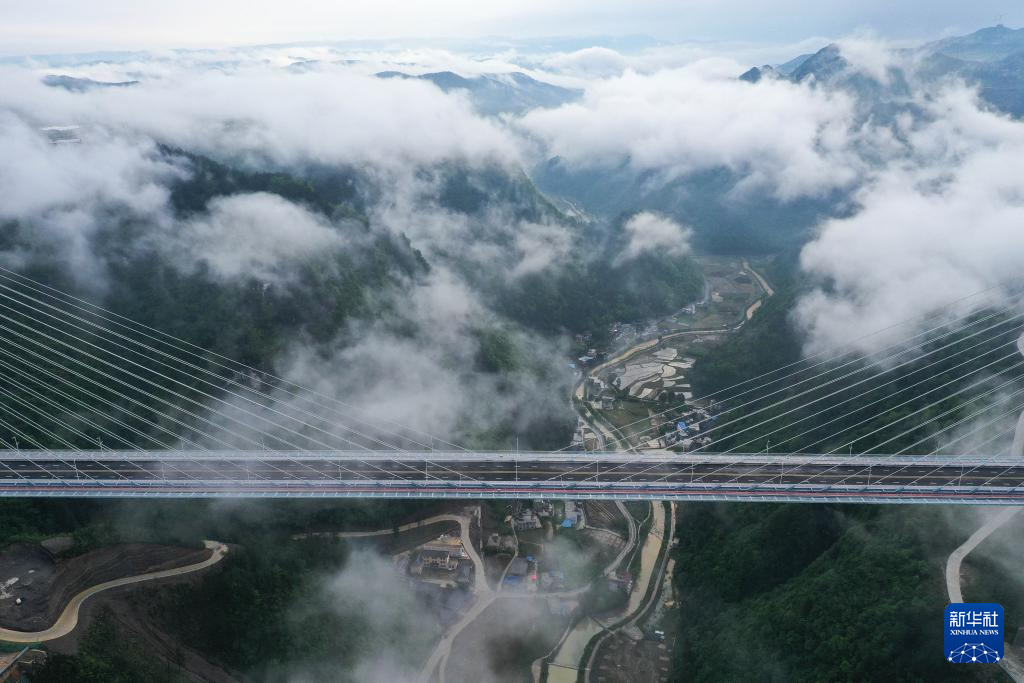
[273, 270, 571, 447]
[0, 64, 520, 173]
[619, 211, 692, 262]
[795, 72, 1024, 355]
[172, 193, 347, 282]
[518, 61, 862, 200]
[541, 47, 629, 79]
[517, 38, 1024, 356]
[2, 35, 1023, 389]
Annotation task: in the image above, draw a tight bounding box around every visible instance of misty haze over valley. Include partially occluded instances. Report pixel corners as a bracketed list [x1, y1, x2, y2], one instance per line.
[1, 3, 1024, 682]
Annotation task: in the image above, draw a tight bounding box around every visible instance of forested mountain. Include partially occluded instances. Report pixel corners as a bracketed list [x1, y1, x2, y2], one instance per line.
[925, 24, 1024, 63]
[532, 162, 840, 254]
[0, 142, 702, 452]
[692, 255, 1022, 456]
[532, 25, 1024, 257]
[672, 503, 996, 682]
[3, 149, 422, 367]
[377, 70, 580, 116]
[781, 25, 1024, 117]
[672, 256, 1022, 681]
[41, 74, 139, 91]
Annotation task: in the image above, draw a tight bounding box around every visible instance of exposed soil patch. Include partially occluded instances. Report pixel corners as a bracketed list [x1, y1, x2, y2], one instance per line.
[47, 568, 245, 683]
[0, 542, 209, 631]
[590, 631, 671, 682]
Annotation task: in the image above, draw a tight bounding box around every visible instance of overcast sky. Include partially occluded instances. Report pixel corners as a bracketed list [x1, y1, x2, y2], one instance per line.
[1, 0, 1023, 56]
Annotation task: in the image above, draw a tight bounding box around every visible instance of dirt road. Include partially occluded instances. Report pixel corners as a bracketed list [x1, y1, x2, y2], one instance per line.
[742, 259, 774, 297]
[0, 541, 227, 644]
[741, 260, 773, 320]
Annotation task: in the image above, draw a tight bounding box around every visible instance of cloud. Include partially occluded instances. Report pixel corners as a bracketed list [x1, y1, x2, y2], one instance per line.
[516, 36, 1024, 362]
[0, 63, 521, 174]
[541, 47, 628, 79]
[0, 112, 182, 287]
[270, 270, 573, 449]
[794, 85, 1024, 356]
[10, 37, 1021, 447]
[283, 550, 443, 683]
[835, 37, 901, 84]
[0, 56, 554, 284]
[518, 61, 862, 200]
[169, 192, 347, 283]
[510, 220, 574, 277]
[366, 166, 574, 281]
[0, 50, 580, 454]
[0, 112, 356, 290]
[618, 211, 692, 262]
[0, 114, 174, 221]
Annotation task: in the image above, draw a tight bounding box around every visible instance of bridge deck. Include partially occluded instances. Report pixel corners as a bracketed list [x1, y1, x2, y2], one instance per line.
[0, 451, 1021, 504]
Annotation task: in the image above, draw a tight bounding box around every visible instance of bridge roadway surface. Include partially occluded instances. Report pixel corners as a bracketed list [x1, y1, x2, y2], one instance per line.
[0, 451, 1023, 504]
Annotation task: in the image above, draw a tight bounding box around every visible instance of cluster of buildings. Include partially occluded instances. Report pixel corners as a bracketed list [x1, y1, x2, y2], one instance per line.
[611, 322, 638, 345]
[502, 563, 568, 593]
[484, 532, 518, 553]
[487, 500, 588, 594]
[658, 407, 716, 451]
[512, 507, 544, 530]
[502, 556, 536, 589]
[573, 332, 593, 346]
[485, 500, 586, 553]
[571, 416, 602, 451]
[408, 533, 475, 587]
[539, 569, 568, 592]
[502, 556, 570, 593]
[509, 500, 585, 531]
[573, 347, 602, 369]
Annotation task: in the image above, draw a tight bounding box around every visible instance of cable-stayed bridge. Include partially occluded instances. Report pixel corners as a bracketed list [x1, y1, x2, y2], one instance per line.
[0, 265, 1021, 504]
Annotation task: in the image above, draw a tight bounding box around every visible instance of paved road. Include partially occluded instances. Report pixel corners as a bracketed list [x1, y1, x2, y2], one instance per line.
[0, 541, 227, 643]
[945, 508, 1021, 605]
[608, 501, 637, 576]
[741, 260, 774, 321]
[742, 259, 774, 297]
[421, 592, 496, 683]
[584, 503, 676, 683]
[303, 512, 488, 595]
[2, 452, 1023, 503]
[941, 332, 1024, 682]
[302, 509, 491, 683]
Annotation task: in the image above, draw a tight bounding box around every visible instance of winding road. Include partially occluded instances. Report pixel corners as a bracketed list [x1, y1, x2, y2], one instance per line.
[608, 501, 638, 576]
[584, 502, 676, 683]
[944, 331, 1024, 682]
[315, 513, 488, 595]
[404, 511, 490, 683]
[0, 540, 227, 644]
